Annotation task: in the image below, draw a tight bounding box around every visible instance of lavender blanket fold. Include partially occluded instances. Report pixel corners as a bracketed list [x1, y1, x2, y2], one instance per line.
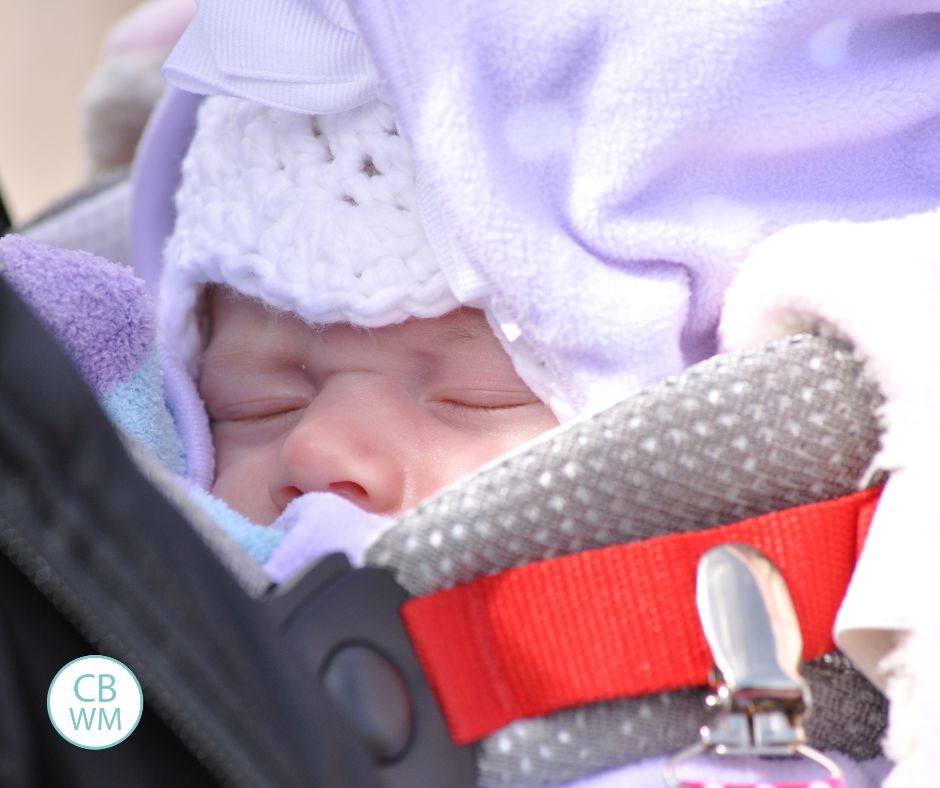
[0, 234, 185, 475]
[163, 0, 940, 420]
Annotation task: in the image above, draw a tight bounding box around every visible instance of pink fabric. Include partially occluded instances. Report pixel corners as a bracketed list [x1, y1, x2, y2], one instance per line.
[107, 0, 196, 54]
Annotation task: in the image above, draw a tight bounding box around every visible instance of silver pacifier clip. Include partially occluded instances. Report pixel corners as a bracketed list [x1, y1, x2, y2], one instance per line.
[663, 543, 845, 788]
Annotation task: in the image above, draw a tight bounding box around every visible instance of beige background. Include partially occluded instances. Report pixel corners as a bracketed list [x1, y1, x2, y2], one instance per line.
[0, 0, 140, 224]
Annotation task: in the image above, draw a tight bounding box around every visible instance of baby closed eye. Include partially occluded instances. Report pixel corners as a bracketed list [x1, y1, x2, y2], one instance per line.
[434, 399, 537, 413]
[208, 397, 309, 425]
[429, 391, 544, 423]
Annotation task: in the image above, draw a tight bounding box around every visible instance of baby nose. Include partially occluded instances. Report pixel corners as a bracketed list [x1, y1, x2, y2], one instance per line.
[267, 376, 408, 516]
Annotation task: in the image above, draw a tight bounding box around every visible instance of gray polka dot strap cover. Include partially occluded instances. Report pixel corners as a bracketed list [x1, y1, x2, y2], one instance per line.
[368, 334, 887, 786]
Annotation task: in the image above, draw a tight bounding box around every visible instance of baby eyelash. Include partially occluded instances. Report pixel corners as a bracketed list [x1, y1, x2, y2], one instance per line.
[212, 404, 306, 425]
[436, 400, 526, 414]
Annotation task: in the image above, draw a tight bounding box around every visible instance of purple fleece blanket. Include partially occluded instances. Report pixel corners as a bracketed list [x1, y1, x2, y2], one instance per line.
[163, 0, 940, 423]
[0, 234, 184, 475]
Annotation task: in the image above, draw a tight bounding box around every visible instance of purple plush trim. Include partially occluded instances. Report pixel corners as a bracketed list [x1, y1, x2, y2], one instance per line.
[129, 86, 202, 297]
[130, 86, 213, 487]
[0, 235, 153, 397]
[158, 338, 214, 489]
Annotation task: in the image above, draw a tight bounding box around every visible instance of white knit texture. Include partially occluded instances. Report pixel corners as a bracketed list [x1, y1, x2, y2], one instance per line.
[161, 96, 457, 371]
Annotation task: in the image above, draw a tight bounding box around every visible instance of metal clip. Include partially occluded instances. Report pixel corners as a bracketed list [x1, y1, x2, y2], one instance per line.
[664, 543, 844, 787]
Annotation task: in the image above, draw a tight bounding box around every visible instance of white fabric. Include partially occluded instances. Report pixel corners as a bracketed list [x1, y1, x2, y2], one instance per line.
[162, 96, 458, 373]
[163, 0, 381, 113]
[719, 211, 940, 788]
[266, 492, 392, 579]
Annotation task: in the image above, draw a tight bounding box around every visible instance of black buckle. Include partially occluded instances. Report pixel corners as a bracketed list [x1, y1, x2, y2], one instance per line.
[265, 554, 477, 787]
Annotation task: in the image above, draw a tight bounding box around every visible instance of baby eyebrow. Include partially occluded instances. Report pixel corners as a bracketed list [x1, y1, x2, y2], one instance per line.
[201, 333, 300, 363]
[198, 347, 293, 386]
[439, 322, 487, 345]
[199, 346, 259, 373]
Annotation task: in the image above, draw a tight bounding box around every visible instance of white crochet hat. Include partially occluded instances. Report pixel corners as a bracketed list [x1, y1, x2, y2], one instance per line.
[161, 95, 460, 372]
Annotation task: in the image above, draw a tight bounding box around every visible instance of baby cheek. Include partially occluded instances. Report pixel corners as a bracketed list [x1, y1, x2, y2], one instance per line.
[211, 431, 284, 525]
[407, 409, 558, 506]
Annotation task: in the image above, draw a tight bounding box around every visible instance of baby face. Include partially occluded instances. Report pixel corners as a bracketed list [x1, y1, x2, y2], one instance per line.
[199, 288, 558, 523]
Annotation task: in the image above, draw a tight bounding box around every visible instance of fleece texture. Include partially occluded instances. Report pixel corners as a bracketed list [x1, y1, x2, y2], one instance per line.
[0, 234, 184, 475]
[162, 0, 940, 425]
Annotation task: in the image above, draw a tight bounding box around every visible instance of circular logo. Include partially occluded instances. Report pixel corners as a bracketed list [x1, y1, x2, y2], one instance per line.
[47, 655, 143, 749]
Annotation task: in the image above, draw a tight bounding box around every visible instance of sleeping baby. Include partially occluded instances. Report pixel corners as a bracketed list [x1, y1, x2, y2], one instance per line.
[160, 96, 559, 539]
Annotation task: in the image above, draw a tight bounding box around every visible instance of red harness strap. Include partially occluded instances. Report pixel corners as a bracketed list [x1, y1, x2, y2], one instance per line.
[401, 487, 881, 745]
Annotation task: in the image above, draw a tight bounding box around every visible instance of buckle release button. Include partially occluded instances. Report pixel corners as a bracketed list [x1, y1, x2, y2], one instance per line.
[322, 644, 414, 765]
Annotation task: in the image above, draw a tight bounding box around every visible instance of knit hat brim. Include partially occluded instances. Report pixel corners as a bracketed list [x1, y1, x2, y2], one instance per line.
[161, 96, 460, 374]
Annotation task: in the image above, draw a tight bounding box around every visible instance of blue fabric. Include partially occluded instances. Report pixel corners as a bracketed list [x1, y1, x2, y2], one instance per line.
[103, 346, 186, 475]
[188, 486, 287, 564]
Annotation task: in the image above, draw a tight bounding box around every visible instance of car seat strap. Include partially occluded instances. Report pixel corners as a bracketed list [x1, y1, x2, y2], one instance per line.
[402, 486, 881, 745]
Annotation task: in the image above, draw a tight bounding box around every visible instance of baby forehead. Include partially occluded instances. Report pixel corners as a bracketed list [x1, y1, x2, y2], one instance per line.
[205, 287, 499, 356]
[389, 308, 493, 346]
